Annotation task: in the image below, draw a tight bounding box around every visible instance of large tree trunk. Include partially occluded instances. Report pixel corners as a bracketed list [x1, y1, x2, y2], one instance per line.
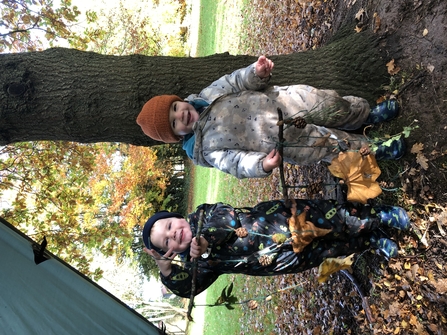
[0, 28, 388, 146]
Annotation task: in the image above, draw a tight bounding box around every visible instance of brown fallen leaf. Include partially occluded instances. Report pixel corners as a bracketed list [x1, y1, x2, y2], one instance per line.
[354, 25, 364, 33]
[411, 142, 424, 154]
[311, 132, 331, 147]
[386, 59, 401, 75]
[247, 300, 258, 310]
[416, 153, 429, 170]
[355, 8, 365, 20]
[431, 279, 447, 294]
[373, 12, 381, 33]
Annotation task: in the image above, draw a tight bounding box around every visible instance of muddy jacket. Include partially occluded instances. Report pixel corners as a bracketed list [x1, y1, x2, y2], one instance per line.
[159, 200, 381, 298]
[185, 63, 370, 179]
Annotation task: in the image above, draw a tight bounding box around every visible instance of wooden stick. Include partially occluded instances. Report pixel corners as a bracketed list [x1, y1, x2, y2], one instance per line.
[186, 209, 204, 321]
[340, 270, 375, 323]
[277, 108, 288, 201]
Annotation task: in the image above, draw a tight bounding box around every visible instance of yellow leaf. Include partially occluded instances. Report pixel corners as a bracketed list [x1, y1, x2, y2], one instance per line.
[317, 254, 354, 283]
[328, 152, 382, 203]
[404, 261, 411, 270]
[423, 28, 428, 36]
[428, 270, 435, 281]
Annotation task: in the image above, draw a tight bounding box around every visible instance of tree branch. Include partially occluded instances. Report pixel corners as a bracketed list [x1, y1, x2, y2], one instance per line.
[186, 209, 204, 321]
[277, 108, 288, 201]
[340, 270, 375, 323]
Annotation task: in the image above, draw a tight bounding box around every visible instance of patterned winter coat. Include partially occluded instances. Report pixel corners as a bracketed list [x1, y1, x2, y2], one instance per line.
[185, 63, 371, 179]
[159, 200, 382, 298]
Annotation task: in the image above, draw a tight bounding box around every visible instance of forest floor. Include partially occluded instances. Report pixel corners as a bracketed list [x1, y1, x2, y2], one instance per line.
[236, 0, 447, 334]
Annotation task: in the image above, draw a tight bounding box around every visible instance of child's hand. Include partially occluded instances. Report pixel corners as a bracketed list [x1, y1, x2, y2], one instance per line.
[190, 236, 209, 259]
[262, 149, 282, 172]
[255, 55, 274, 78]
[144, 247, 176, 277]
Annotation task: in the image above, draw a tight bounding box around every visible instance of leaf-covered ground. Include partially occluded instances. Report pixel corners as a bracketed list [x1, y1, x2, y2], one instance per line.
[234, 0, 447, 334]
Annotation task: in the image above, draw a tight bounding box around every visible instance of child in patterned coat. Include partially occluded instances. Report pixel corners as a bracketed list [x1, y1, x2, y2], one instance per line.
[143, 199, 410, 298]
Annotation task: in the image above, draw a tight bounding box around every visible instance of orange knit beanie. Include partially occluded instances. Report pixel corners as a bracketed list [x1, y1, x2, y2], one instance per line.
[137, 95, 183, 143]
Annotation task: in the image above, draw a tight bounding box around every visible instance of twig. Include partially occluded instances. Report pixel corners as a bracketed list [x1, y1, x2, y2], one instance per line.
[277, 108, 288, 201]
[186, 209, 204, 321]
[340, 270, 375, 323]
[397, 70, 427, 96]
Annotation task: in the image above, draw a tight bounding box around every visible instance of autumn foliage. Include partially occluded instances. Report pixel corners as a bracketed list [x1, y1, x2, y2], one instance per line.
[0, 141, 180, 277]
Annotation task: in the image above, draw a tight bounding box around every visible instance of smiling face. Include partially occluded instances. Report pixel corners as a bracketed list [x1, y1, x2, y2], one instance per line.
[150, 217, 193, 253]
[169, 101, 199, 137]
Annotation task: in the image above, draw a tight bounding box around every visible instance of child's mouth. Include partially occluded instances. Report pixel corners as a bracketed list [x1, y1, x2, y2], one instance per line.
[179, 229, 183, 243]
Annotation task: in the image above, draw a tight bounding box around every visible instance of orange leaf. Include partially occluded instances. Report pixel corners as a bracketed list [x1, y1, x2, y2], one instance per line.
[288, 211, 332, 253]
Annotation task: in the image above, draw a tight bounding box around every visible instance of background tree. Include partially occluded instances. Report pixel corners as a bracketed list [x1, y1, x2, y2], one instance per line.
[0, 28, 388, 146]
[0, 0, 191, 278]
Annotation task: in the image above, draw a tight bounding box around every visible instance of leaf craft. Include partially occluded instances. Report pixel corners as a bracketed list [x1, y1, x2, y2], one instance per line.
[317, 254, 355, 283]
[328, 151, 382, 203]
[288, 211, 332, 253]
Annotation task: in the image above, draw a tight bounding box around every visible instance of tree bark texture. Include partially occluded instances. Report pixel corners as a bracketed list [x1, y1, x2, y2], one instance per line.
[0, 28, 388, 146]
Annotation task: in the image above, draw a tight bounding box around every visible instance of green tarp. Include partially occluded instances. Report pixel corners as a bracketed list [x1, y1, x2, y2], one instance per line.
[0, 218, 161, 335]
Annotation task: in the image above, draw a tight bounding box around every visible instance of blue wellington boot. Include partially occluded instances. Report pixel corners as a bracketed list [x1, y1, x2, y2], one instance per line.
[365, 100, 399, 124]
[371, 236, 399, 258]
[374, 206, 410, 230]
[374, 136, 406, 160]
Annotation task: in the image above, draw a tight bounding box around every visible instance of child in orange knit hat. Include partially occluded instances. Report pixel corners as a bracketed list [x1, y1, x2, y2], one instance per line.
[137, 56, 403, 179]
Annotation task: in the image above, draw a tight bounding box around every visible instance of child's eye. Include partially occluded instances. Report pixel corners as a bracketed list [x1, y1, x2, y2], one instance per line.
[171, 104, 177, 129]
